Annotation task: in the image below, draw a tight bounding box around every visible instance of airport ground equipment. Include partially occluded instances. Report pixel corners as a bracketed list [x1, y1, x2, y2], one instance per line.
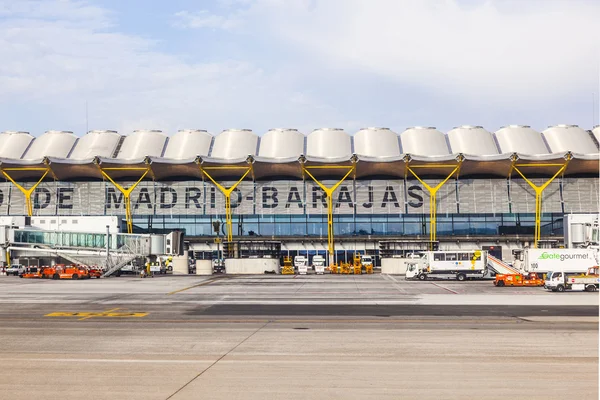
[20, 266, 43, 279]
[295, 256, 308, 275]
[312, 255, 325, 275]
[41, 264, 90, 280]
[546, 267, 599, 292]
[365, 263, 374, 274]
[405, 250, 487, 281]
[513, 248, 599, 276]
[281, 256, 294, 275]
[340, 262, 351, 274]
[353, 255, 362, 275]
[494, 272, 544, 287]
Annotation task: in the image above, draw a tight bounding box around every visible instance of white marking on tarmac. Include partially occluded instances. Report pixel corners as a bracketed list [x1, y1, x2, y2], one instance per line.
[2, 358, 212, 364]
[429, 282, 459, 294]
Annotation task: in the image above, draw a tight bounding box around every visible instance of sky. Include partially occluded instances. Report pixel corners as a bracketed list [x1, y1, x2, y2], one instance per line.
[0, 0, 598, 136]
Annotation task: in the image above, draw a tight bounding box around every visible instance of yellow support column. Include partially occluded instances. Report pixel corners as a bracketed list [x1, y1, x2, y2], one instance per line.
[510, 159, 569, 248]
[302, 164, 356, 264]
[199, 165, 252, 242]
[1, 167, 51, 216]
[407, 162, 462, 249]
[98, 167, 150, 234]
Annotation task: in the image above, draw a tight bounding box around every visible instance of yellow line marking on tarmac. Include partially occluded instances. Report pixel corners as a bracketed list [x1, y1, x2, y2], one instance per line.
[45, 308, 148, 320]
[167, 277, 222, 295]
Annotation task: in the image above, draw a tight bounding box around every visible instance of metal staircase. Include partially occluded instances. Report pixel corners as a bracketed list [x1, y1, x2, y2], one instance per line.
[487, 254, 520, 275]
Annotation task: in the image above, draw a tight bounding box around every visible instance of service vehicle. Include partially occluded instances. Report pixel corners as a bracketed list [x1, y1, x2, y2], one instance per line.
[6, 264, 25, 276]
[42, 264, 90, 280]
[494, 272, 544, 287]
[514, 248, 599, 276]
[88, 266, 103, 278]
[294, 256, 308, 275]
[213, 259, 225, 274]
[405, 250, 487, 281]
[20, 266, 44, 279]
[545, 267, 599, 292]
[312, 255, 325, 275]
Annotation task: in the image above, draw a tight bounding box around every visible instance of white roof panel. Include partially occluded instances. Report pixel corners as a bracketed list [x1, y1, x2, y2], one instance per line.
[494, 125, 548, 155]
[258, 129, 304, 158]
[354, 127, 400, 157]
[211, 129, 258, 159]
[0, 131, 34, 159]
[69, 130, 122, 159]
[400, 127, 449, 156]
[163, 129, 212, 159]
[23, 130, 77, 160]
[542, 125, 598, 154]
[117, 130, 167, 160]
[306, 128, 352, 158]
[447, 125, 499, 155]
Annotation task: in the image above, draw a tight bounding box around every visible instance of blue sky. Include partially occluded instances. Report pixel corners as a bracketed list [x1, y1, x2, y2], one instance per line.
[0, 0, 598, 136]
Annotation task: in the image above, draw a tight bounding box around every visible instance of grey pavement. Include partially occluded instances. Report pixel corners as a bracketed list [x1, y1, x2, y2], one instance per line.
[0, 274, 597, 399]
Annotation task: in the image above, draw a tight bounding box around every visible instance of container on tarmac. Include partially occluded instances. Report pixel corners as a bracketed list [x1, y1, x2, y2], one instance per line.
[405, 250, 487, 281]
[517, 248, 599, 275]
[312, 255, 325, 275]
[294, 256, 308, 275]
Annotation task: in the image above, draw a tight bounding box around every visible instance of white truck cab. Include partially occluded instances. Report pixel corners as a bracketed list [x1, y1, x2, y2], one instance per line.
[361, 255, 373, 268]
[545, 267, 599, 292]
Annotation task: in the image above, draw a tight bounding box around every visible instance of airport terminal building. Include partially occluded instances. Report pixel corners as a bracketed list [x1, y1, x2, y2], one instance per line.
[0, 125, 598, 262]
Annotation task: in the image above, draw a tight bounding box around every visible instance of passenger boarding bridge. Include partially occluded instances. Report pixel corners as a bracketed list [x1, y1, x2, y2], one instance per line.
[0, 218, 182, 276]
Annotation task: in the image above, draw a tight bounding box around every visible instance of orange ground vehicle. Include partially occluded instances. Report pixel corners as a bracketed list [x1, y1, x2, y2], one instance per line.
[42, 264, 90, 280]
[88, 267, 103, 278]
[20, 267, 44, 279]
[494, 272, 544, 287]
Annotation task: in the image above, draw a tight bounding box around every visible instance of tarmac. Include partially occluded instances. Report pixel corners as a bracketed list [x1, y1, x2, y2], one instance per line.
[0, 274, 597, 399]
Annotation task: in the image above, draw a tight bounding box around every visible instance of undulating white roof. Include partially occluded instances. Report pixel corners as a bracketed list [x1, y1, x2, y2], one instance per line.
[354, 127, 400, 158]
[400, 127, 449, 156]
[542, 125, 598, 155]
[447, 125, 499, 155]
[70, 130, 121, 159]
[494, 125, 548, 155]
[0, 131, 34, 159]
[163, 130, 212, 159]
[23, 130, 77, 160]
[117, 130, 167, 160]
[211, 129, 258, 159]
[258, 129, 304, 159]
[307, 128, 352, 158]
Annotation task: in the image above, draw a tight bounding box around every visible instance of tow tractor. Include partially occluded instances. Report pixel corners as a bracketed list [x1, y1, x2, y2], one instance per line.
[494, 272, 544, 287]
[20, 266, 43, 279]
[42, 264, 90, 280]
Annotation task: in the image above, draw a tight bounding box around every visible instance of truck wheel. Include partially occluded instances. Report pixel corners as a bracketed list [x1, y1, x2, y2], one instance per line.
[53, 274, 60, 280]
[556, 285, 565, 292]
[496, 280, 505, 287]
[585, 285, 597, 292]
[418, 274, 426, 281]
[72, 274, 78, 280]
[456, 274, 466, 282]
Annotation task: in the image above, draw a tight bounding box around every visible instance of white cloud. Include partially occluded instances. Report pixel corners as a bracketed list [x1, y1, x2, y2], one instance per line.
[172, 10, 239, 30]
[192, 0, 600, 106]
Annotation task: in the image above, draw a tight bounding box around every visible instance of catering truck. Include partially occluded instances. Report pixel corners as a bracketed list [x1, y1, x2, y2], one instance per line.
[514, 248, 599, 276]
[545, 267, 599, 292]
[405, 250, 487, 281]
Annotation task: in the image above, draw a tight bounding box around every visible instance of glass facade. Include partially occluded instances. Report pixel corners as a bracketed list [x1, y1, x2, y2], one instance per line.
[132, 212, 565, 238]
